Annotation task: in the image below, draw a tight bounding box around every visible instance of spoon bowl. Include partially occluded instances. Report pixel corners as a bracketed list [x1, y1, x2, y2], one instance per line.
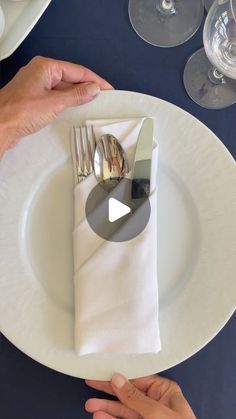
[94, 134, 129, 192]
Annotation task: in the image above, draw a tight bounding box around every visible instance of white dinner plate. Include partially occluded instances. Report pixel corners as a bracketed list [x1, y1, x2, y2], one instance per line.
[0, 91, 235, 379]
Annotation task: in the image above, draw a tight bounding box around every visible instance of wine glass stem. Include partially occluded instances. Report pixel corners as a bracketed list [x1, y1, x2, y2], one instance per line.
[157, 0, 176, 15]
[208, 67, 226, 84]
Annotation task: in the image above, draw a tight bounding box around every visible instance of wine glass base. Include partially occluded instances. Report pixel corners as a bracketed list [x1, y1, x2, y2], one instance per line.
[128, 0, 204, 47]
[183, 48, 236, 109]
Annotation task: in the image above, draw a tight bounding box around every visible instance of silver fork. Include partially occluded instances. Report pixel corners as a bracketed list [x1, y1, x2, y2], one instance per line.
[71, 125, 97, 185]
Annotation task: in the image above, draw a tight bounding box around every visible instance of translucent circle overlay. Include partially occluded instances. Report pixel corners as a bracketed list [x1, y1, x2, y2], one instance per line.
[85, 178, 151, 242]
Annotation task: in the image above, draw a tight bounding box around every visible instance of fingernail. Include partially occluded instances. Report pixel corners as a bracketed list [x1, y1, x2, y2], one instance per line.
[112, 373, 127, 389]
[85, 82, 100, 97]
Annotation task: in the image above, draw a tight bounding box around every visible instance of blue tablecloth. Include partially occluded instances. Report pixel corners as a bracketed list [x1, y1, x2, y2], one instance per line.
[0, 1, 235, 418]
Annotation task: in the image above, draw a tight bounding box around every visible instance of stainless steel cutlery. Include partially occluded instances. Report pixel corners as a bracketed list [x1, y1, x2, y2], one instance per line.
[94, 134, 129, 192]
[71, 125, 96, 185]
[71, 119, 154, 207]
[131, 118, 153, 211]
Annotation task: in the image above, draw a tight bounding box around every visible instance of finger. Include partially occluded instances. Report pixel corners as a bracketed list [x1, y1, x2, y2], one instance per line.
[169, 391, 196, 418]
[55, 81, 101, 109]
[48, 57, 113, 89]
[53, 81, 73, 90]
[132, 374, 186, 405]
[145, 375, 178, 401]
[85, 375, 168, 397]
[85, 398, 140, 419]
[131, 375, 161, 392]
[111, 373, 162, 418]
[93, 412, 116, 419]
[85, 380, 115, 396]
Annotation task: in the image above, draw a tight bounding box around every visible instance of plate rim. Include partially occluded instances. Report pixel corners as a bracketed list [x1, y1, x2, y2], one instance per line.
[0, 90, 235, 379]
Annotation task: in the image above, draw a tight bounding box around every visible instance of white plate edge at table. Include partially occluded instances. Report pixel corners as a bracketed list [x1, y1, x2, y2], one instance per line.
[0, 90, 235, 379]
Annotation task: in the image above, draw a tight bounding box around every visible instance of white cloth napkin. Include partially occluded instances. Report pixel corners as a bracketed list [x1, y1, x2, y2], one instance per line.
[73, 118, 161, 355]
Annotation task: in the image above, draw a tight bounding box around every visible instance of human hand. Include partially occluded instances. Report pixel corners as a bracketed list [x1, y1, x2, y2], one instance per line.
[0, 56, 112, 157]
[86, 373, 196, 419]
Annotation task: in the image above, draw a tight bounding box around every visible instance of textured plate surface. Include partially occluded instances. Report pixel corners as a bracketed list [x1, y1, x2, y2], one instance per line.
[0, 91, 235, 379]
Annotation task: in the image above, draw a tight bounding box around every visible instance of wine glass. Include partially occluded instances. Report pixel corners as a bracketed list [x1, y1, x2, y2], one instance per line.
[183, 0, 236, 109]
[128, 0, 204, 47]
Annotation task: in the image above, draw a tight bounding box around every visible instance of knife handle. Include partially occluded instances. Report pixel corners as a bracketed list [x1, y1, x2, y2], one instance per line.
[131, 178, 150, 199]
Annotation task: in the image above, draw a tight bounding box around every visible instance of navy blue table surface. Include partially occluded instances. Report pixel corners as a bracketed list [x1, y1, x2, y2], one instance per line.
[0, 1, 235, 418]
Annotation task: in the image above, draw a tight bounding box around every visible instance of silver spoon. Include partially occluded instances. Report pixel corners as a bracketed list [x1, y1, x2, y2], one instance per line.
[94, 134, 129, 192]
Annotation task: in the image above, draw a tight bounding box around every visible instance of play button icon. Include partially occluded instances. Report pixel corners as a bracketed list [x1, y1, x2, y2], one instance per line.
[85, 178, 151, 242]
[108, 198, 131, 223]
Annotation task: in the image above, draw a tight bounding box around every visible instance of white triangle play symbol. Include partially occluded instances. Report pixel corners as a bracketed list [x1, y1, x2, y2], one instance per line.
[108, 198, 131, 223]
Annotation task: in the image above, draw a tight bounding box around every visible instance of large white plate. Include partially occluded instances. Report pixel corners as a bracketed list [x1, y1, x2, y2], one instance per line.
[0, 0, 51, 60]
[0, 91, 235, 379]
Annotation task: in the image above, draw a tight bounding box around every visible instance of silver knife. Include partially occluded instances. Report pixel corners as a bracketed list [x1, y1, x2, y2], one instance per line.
[131, 118, 154, 212]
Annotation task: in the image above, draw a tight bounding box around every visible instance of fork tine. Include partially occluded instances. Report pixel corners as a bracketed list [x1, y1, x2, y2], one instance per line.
[78, 126, 85, 175]
[71, 124, 96, 184]
[91, 125, 97, 156]
[85, 126, 94, 172]
[71, 127, 78, 186]
[74, 128, 80, 165]
[83, 126, 92, 174]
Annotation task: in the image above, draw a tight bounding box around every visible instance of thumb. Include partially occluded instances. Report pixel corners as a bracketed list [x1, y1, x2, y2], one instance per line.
[57, 81, 101, 108]
[111, 373, 161, 419]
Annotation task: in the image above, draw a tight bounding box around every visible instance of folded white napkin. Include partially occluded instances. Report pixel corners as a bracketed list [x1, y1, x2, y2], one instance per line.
[73, 118, 161, 355]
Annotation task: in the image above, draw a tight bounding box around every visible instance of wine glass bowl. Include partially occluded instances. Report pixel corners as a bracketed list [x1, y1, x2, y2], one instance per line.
[183, 0, 236, 109]
[204, 0, 236, 79]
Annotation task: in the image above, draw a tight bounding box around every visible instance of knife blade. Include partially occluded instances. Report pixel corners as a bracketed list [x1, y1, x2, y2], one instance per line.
[131, 117, 154, 212]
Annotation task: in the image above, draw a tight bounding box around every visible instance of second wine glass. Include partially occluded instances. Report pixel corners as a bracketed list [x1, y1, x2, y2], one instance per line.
[183, 0, 236, 109]
[128, 0, 204, 47]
